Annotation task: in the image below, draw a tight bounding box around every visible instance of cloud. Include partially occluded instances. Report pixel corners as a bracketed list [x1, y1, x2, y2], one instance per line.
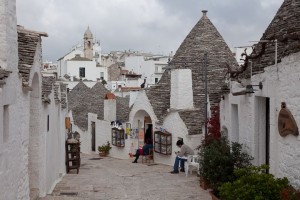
[16, 0, 284, 61]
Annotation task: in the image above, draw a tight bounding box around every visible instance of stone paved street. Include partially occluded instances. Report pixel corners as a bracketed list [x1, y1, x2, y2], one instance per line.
[40, 154, 210, 200]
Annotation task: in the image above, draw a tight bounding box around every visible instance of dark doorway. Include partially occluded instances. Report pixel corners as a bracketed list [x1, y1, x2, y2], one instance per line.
[145, 124, 153, 143]
[91, 122, 96, 151]
[266, 98, 270, 173]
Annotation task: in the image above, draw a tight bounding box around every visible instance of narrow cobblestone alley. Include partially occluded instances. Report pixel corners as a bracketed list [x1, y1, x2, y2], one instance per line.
[40, 154, 210, 200]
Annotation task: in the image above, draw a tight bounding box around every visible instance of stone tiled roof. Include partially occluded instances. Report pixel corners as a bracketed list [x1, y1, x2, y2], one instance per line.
[146, 11, 237, 134]
[17, 26, 48, 87]
[120, 87, 141, 92]
[89, 82, 110, 121]
[116, 96, 130, 122]
[68, 81, 130, 131]
[68, 82, 91, 130]
[60, 83, 68, 109]
[69, 54, 91, 61]
[179, 109, 203, 135]
[41, 76, 55, 103]
[54, 83, 60, 104]
[0, 68, 11, 86]
[250, 0, 300, 75]
[146, 72, 171, 124]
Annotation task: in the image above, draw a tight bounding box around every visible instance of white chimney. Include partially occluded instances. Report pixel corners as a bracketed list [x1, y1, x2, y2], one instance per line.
[104, 99, 116, 122]
[170, 69, 194, 110]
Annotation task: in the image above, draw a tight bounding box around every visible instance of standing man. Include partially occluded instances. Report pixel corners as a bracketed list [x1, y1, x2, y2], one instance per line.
[170, 140, 194, 174]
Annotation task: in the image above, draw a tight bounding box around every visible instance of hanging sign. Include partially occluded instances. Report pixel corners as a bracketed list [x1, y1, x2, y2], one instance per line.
[278, 102, 299, 137]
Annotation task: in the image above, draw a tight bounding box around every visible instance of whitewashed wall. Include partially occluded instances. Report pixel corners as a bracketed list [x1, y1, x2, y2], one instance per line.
[0, 1, 29, 199]
[220, 52, 300, 188]
[0, 2, 68, 199]
[66, 60, 104, 81]
[40, 89, 67, 195]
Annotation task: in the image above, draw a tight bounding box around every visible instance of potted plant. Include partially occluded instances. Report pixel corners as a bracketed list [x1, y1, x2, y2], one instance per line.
[198, 106, 253, 198]
[219, 165, 291, 200]
[98, 141, 112, 157]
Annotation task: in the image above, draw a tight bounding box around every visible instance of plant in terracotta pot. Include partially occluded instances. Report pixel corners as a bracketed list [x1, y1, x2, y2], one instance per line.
[98, 141, 112, 157]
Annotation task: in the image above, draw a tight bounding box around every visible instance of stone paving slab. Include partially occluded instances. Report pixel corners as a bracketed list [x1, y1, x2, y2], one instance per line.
[40, 154, 210, 200]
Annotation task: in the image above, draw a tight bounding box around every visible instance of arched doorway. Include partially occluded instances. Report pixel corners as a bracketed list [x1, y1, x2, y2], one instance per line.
[132, 110, 153, 146]
[28, 73, 41, 198]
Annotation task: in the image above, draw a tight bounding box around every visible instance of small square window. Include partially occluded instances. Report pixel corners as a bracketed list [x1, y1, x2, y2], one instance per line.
[79, 67, 85, 78]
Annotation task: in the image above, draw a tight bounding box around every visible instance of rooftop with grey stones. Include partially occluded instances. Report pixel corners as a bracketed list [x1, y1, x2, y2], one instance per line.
[146, 11, 237, 134]
[68, 81, 130, 131]
[249, 0, 300, 75]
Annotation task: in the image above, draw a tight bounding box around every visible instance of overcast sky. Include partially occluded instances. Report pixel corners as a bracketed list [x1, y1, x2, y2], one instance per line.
[16, 0, 283, 62]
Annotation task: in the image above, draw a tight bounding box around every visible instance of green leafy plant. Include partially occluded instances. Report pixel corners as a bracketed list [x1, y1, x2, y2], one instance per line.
[101, 79, 107, 85]
[98, 141, 112, 154]
[199, 136, 253, 196]
[219, 165, 290, 200]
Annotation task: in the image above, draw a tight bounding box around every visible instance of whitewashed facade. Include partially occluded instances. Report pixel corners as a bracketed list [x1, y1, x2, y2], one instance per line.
[220, 0, 300, 188]
[221, 52, 300, 188]
[0, 1, 68, 199]
[57, 28, 106, 83]
[125, 56, 169, 87]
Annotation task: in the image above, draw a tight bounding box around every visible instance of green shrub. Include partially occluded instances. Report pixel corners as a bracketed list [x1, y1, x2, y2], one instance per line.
[199, 137, 253, 195]
[219, 165, 290, 200]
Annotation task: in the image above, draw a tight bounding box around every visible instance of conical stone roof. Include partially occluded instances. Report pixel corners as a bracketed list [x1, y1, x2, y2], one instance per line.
[89, 82, 110, 120]
[68, 81, 91, 130]
[250, 0, 300, 75]
[68, 81, 130, 130]
[147, 11, 237, 134]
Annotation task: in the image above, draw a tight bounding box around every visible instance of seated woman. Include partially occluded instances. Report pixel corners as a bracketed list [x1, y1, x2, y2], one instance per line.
[132, 139, 153, 163]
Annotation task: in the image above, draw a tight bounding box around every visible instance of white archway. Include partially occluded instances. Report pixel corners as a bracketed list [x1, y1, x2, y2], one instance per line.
[28, 72, 41, 198]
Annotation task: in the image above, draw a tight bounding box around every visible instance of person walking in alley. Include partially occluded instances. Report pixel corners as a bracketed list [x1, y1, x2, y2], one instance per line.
[132, 139, 153, 163]
[170, 140, 194, 174]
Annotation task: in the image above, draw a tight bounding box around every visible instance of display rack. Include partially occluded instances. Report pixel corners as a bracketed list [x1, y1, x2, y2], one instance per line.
[154, 131, 172, 155]
[112, 128, 125, 147]
[65, 141, 80, 174]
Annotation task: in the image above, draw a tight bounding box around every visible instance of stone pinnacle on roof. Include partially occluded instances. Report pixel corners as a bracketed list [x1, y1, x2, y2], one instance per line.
[84, 26, 93, 38]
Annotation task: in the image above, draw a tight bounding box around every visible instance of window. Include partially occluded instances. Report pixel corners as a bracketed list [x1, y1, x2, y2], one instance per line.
[154, 131, 172, 155]
[100, 72, 104, 80]
[155, 78, 159, 83]
[155, 66, 159, 72]
[3, 105, 9, 143]
[79, 67, 85, 78]
[112, 128, 125, 147]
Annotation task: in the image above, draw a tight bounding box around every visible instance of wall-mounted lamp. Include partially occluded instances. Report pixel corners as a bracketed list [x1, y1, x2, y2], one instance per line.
[232, 81, 263, 96]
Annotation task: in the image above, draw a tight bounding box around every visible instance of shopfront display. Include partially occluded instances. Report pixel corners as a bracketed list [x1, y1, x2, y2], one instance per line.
[154, 131, 172, 155]
[112, 128, 125, 147]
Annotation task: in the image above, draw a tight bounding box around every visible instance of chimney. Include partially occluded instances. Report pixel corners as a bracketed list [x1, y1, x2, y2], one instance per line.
[170, 69, 194, 110]
[202, 10, 208, 17]
[104, 93, 116, 121]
